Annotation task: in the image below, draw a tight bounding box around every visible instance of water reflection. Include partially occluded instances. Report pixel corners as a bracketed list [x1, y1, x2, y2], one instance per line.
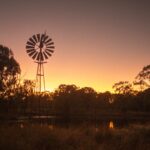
[48, 125, 54, 130]
[109, 121, 114, 129]
[2, 118, 150, 131]
[20, 123, 24, 129]
[95, 121, 114, 131]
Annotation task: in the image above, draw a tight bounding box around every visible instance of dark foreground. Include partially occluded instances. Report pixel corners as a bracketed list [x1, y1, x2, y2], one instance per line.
[0, 124, 150, 150]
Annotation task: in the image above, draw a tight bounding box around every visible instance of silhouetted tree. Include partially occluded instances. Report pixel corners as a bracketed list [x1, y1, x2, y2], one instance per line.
[112, 81, 133, 94]
[78, 87, 96, 94]
[52, 84, 78, 117]
[0, 45, 21, 92]
[23, 79, 35, 95]
[57, 84, 78, 94]
[96, 91, 112, 113]
[134, 65, 150, 91]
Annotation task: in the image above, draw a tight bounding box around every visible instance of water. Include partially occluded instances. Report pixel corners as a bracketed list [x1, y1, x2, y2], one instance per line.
[1, 116, 150, 130]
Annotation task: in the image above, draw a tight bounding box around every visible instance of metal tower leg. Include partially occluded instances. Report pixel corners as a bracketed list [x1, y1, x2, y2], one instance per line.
[36, 62, 46, 92]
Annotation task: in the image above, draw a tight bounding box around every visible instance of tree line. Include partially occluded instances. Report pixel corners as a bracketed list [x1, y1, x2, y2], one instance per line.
[0, 44, 150, 118]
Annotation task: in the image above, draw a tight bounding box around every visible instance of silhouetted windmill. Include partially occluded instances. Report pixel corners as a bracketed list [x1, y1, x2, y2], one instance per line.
[26, 33, 55, 92]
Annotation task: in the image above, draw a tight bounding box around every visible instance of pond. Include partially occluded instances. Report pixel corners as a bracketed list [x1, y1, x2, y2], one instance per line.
[1, 116, 150, 130]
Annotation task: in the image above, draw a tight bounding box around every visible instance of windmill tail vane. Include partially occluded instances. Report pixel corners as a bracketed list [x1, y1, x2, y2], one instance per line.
[26, 32, 55, 92]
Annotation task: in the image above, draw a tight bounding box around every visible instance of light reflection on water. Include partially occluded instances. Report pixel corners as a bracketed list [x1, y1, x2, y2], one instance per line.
[20, 123, 24, 129]
[109, 121, 114, 129]
[48, 124, 54, 130]
[18, 120, 115, 130]
[2, 118, 149, 130]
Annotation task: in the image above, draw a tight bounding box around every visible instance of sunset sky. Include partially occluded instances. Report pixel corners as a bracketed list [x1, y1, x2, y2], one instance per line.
[0, 0, 150, 92]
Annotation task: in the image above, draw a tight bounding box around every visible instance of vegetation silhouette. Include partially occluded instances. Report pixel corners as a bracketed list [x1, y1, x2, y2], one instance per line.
[0, 45, 20, 92]
[134, 65, 150, 91]
[0, 44, 150, 120]
[112, 81, 133, 94]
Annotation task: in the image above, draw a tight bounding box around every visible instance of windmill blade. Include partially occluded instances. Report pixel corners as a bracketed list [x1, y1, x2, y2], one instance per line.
[26, 33, 55, 61]
[41, 34, 45, 42]
[45, 51, 52, 57]
[26, 49, 35, 53]
[40, 52, 44, 61]
[26, 45, 34, 49]
[32, 35, 38, 43]
[47, 46, 55, 49]
[46, 49, 54, 53]
[27, 41, 35, 46]
[45, 38, 52, 44]
[32, 52, 38, 60]
[36, 53, 41, 61]
[37, 34, 41, 42]
[43, 52, 49, 59]
[43, 35, 49, 42]
[37, 52, 44, 61]
[29, 37, 36, 44]
[46, 42, 54, 46]
[28, 51, 36, 57]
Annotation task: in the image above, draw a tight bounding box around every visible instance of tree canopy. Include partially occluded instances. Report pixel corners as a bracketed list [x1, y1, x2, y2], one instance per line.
[0, 45, 21, 91]
[134, 65, 150, 91]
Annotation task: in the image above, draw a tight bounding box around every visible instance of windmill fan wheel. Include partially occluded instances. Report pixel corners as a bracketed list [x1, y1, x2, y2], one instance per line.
[26, 33, 55, 61]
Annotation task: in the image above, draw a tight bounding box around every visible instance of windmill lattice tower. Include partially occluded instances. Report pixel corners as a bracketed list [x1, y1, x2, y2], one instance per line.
[26, 33, 55, 92]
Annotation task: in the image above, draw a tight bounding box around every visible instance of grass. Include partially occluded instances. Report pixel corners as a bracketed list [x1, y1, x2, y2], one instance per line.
[0, 124, 149, 150]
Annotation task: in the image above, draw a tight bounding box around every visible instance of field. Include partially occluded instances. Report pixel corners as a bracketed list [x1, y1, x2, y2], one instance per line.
[0, 123, 150, 150]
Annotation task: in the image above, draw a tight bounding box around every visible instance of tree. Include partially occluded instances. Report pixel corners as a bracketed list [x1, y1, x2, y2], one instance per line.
[112, 81, 133, 94]
[134, 65, 150, 91]
[0, 45, 21, 92]
[23, 80, 35, 94]
[78, 87, 96, 94]
[56, 84, 78, 94]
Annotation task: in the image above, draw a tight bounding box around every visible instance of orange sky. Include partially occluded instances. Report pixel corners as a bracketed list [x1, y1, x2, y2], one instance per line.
[0, 0, 150, 92]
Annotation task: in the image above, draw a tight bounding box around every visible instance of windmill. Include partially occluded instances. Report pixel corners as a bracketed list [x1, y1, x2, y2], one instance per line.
[26, 33, 55, 92]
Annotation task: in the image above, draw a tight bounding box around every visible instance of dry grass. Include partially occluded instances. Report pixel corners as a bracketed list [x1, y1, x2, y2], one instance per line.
[0, 124, 149, 150]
